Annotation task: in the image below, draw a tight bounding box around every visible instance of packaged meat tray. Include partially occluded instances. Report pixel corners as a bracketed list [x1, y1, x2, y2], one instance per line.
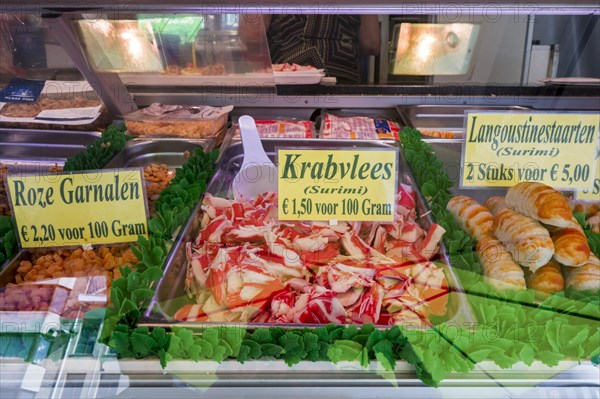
[0, 79, 112, 131]
[230, 119, 315, 139]
[144, 139, 473, 329]
[123, 103, 233, 139]
[320, 112, 400, 140]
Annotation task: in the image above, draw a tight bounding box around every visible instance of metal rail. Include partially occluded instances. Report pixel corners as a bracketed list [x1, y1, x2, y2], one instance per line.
[2, 0, 600, 15]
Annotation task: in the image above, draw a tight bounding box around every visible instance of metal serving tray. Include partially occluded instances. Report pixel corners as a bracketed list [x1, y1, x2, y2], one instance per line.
[104, 138, 214, 169]
[396, 105, 530, 140]
[0, 128, 100, 174]
[0, 251, 29, 285]
[143, 138, 474, 329]
[1, 139, 215, 270]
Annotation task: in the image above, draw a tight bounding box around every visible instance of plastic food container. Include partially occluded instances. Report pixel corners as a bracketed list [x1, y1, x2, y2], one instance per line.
[0, 80, 112, 131]
[320, 112, 400, 140]
[124, 103, 233, 138]
[232, 119, 315, 139]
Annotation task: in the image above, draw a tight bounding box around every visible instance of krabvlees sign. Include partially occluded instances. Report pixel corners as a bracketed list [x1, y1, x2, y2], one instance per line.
[6, 169, 148, 248]
[277, 149, 398, 222]
[461, 112, 599, 190]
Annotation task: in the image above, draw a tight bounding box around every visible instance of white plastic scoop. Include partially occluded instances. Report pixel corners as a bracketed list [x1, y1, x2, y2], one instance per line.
[232, 115, 277, 200]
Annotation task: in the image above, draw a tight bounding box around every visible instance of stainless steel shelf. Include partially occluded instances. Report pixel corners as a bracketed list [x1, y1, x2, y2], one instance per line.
[2, 356, 598, 399]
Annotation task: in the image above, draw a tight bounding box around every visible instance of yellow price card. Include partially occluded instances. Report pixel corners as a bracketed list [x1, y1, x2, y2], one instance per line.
[277, 149, 398, 222]
[461, 112, 599, 190]
[6, 169, 148, 248]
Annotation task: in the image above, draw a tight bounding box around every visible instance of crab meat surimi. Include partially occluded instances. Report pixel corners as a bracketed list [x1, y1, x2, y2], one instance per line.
[204, 193, 235, 208]
[337, 286, 364, 307]
[405, 262, 447, 289]
[231, 202, 246, 219]
[178, 188, 447, 327]
[312, 221, 349, 234]
[198, 216, 232, 244]
[200, 211, 212, 228]
[205, 303, 266, 322]
[372, 226, 387, 253]
[261, 203, 278, 223]
[292, 234, 328, 252]
[244, 205, 277, 226]
[298, 242, 340, 266]
[292, 287, 346, 324]
[383, 222, 403, 240]
[279, 223, 313, 241]
[247, 251, 305, 280]
[418, 224, 446, 260]
[359, 222, 377, 245]
[397, 183, 416, 213]
[309, 225, 340, 242]
[374, 266, 410, 289]
[347, 283, 384, 324]
[174, 303, 209, 321]
[325, 263, 375, 293]
[252, 309, 272, 323]
[383, 283, 427, 315]
[204, 247, 285, 309]
[224, 225, 268, 245]
[392, 308, 429, 327]
[185, 242, 210, 292]
[404, 262, 449, 316]
[381, 280, 410, 307]
[287, 277, 312, 292]
[264, 229, 303, 268]
[385, 243, 425, 265]
[399, 222, 423, 243]
[341, 232, 376, 259]
[349, 221, 362, 234]
[252, 192, 277, 208]
[269, 288, 297, 322]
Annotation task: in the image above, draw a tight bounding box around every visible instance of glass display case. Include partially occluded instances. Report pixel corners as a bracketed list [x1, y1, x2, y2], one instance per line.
[0, 1, 599, 398]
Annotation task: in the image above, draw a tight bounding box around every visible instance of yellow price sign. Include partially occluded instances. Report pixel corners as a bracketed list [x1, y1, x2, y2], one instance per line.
[6, 169, 148, 248]
[461, 112, 599, 190]
[277, 149, 398, 222]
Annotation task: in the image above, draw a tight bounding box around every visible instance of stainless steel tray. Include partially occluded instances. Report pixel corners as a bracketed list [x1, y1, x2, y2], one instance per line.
[0, 251, 28, 284]
[396, 105, 530, 140]
[104, 138, 214, 169]
[144, 139, 475, 329]
[0, 128, 100, 173]
[0, 138, 215, 272]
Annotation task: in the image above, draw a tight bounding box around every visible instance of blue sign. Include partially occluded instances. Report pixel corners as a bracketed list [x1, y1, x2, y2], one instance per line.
[0, 78, 45, 103]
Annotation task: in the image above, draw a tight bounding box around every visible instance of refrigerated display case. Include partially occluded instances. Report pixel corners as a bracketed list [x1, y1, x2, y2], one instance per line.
[0, 1, 599, 398]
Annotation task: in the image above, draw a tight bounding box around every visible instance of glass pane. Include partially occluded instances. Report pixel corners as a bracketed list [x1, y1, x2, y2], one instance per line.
[0, 15, 81, 85]
[384, 13, 599, 86]
[74, 14, 274, 87]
